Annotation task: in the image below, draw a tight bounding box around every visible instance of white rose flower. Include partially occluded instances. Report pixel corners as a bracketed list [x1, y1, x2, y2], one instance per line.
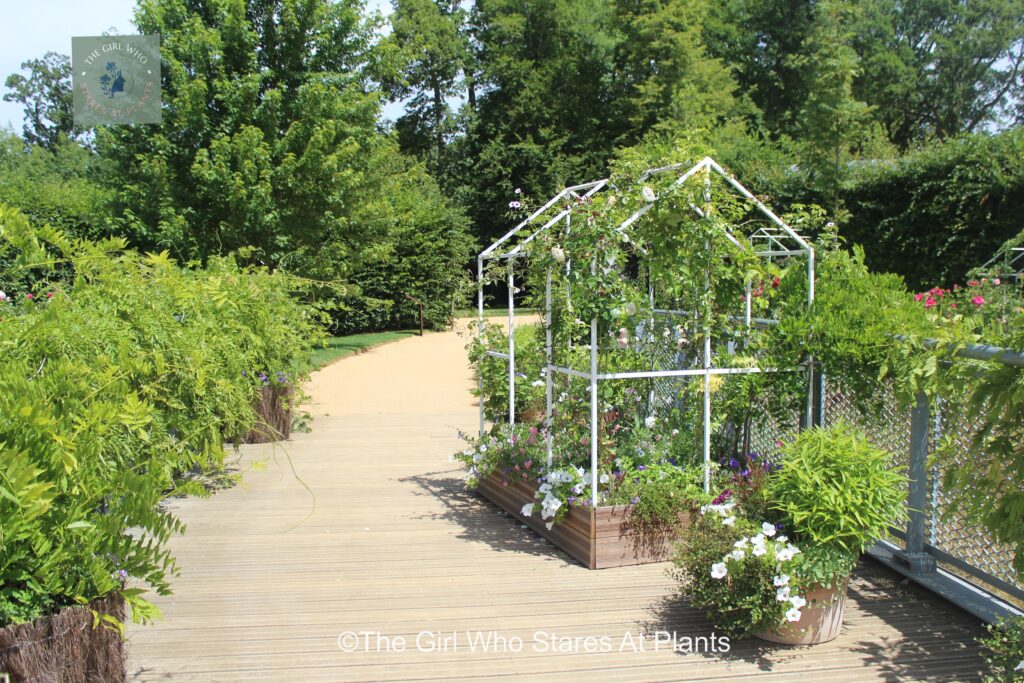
[710, 562, 727, 579]
[641, 186, 657, 203]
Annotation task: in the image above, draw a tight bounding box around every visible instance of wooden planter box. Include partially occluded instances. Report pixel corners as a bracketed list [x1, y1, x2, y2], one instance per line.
[241, 383, 293, 444]
[0, 593, 125, 682]
[477, 473, 693, 569]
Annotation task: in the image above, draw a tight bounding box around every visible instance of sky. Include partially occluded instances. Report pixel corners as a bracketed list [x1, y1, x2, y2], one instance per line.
[0, 0, 400, 135]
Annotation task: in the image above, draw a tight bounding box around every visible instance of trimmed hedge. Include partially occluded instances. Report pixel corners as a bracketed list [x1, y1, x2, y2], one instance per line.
[840, 130, 1024, 290]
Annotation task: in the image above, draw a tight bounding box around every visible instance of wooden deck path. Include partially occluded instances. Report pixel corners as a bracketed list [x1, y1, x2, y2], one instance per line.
[127, 322, 988, 682]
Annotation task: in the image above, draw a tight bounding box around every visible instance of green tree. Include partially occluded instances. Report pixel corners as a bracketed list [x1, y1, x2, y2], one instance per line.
[850, 0, 1024, 148]
[384, 0, 467, 178]
[91, 0, 472, 330]
[3, 52, 82, 149]
[611, 0, 744, 143]
[794, 1, 885, 214]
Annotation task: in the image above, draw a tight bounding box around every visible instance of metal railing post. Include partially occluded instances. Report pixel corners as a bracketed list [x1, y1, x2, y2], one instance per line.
[905, 391, 937, 574]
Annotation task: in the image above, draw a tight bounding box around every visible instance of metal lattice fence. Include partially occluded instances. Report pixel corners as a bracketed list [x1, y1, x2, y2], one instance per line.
[817, 380, 1023, 608]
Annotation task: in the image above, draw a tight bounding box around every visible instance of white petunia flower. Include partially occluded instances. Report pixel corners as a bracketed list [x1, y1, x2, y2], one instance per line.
[710, 562, 727, 579]
[734, 538, 749, 549]
[532, 379, 545, 387]
[762, 522, 777, 537]
[645, 416, 657, 429]
[785, 607, 802, 623]
[730, 549, 746, 561]
[599, 473, 610, 484]
[773, 574, 790, 587]
[722, 516, 736, 527]
[789, 596, 806, 610]
[479, 444, 488, 453]
[751, 544, 767, 557]
[776, 548, 794, 562]
[521, 503, 535, 516]
[776, 586, 791, 602]
[641, 186, 657, 203]
[777, 535, 788, 544]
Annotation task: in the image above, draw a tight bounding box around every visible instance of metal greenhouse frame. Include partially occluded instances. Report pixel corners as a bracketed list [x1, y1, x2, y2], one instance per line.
[476, 157, 815, 506]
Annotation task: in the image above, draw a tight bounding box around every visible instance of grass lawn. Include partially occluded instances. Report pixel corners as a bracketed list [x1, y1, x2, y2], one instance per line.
[308, 330, 419, 369]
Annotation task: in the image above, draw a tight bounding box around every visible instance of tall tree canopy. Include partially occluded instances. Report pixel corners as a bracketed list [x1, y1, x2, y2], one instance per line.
[3, 52, 82, 149]
[93, 0, 472, 331]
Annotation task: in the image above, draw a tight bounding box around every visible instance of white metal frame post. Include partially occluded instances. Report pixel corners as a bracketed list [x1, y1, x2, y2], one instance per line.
[590, 319, 599, 506]
[544, 267, 554, 467]
[507, 267, 516, 426]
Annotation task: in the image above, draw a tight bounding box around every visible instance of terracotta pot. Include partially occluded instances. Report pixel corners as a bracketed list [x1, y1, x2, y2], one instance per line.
[755, 576, 849, 645]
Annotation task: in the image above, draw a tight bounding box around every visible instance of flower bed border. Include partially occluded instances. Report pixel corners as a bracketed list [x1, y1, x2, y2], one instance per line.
[241, 383, 293, 443]
[477, 473, 692, 569]
[0, 594, 125, 682]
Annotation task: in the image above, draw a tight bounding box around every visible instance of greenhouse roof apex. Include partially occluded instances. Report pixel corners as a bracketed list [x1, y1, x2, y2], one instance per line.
[619, 156, 814, 259]
[479, 179, 608, 261]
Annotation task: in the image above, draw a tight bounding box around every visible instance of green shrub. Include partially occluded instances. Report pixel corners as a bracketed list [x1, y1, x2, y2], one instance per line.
[767, 423, 907, 558]
[0, 204, 320, 626]
[979, 616, 1024, 683]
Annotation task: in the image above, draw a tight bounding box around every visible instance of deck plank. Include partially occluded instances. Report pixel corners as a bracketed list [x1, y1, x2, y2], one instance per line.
[127, 323, 987, 682]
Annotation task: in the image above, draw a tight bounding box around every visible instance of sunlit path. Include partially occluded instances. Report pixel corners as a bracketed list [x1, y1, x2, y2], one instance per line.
[126, 320, 986, 682]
